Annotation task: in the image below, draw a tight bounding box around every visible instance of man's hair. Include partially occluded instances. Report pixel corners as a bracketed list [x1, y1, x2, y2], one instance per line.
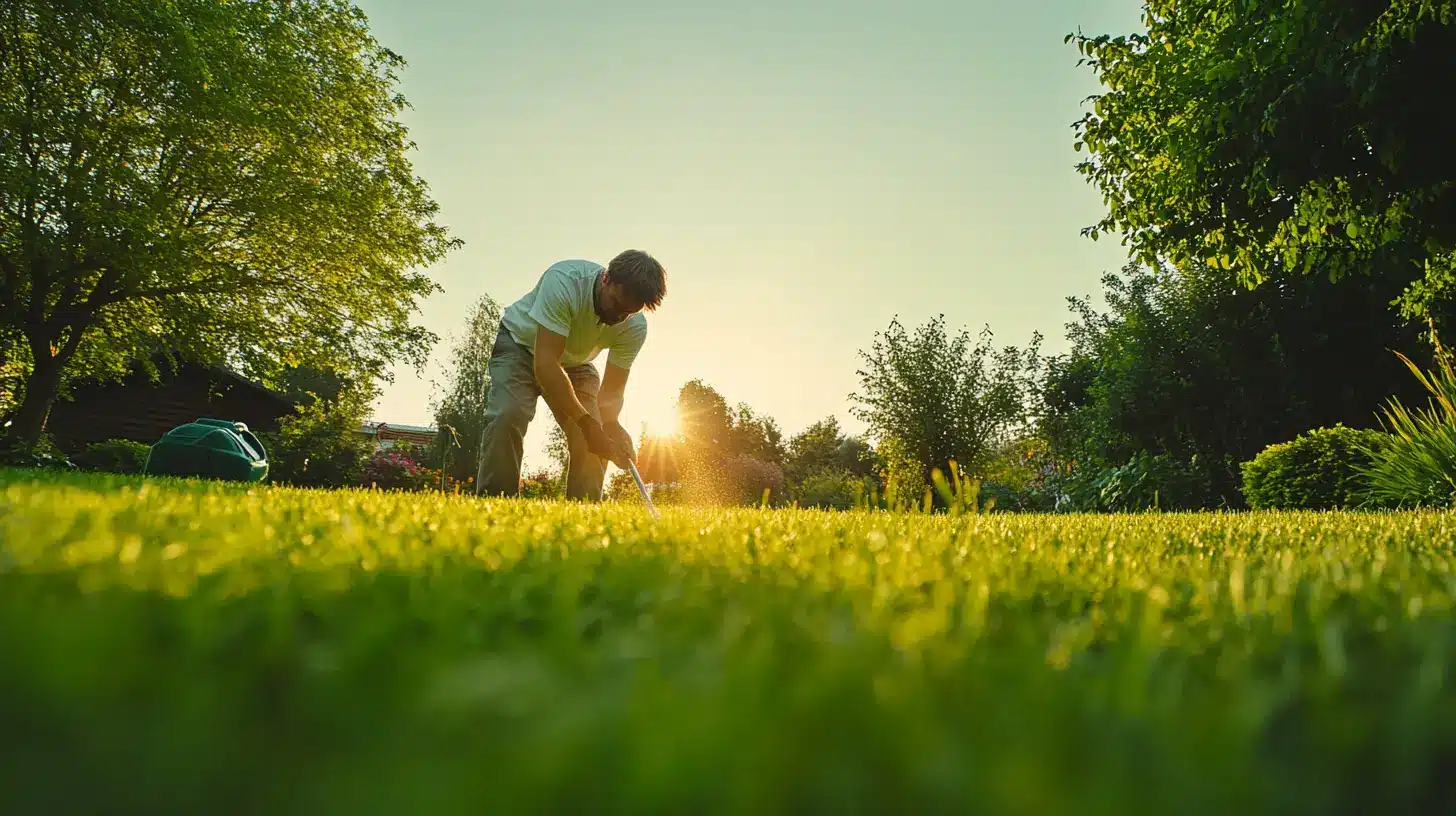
[605, 249, 667, 310]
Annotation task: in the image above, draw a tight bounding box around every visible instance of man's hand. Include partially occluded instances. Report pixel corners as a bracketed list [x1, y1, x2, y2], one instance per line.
[605, 420, 635, 463]
[577, 415, 630, 468]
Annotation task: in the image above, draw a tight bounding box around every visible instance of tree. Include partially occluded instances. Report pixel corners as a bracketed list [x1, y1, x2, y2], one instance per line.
[851, 315, 1042, 487]
[651, 379, 787, 505]
[730, 403, 786, 468]
[1070, 1, 1456, 334]
[1039, 261, 1434, 506]
[786, 417, 844, 487]
[677, 380, 735, 458]
[784, 415, 878, 499]
[636, 433, 682, 485]
[274, 364, 353, 407]
[0, 0, 456, 447]
[429, 293, 502, 484]
[785, 417, 877, 480]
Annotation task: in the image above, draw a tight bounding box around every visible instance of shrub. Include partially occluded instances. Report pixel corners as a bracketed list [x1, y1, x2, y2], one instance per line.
[795, 468, 862, 511]
[678, 454, 785, 507]
[0, 433, 75, 470]
[730, 454, 786, 506]
[1240, 425, 1390, 510]
[649, 482, 682, 505]
[876, 434, 926, 511]
[1360, 353, 1456, 508]
[259, 395, 372, 489]
[979, 437, 1059, 512]
[607, 470, 640, 503]
[1064, 452, 1212, 512]
[519, 468, 563, 500]
[607, 470, 679, 506]
[364, 447, 434, 492]
[73, 439, 151, 474]
[978, 481, 1056, 513]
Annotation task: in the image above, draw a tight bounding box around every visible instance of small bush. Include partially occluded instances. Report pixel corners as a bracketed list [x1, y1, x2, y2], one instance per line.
[0, 433, 75, 470]
[1063, 452, 1212, 512]
[649, 482, 682, 505]
[607, 471, 679, 505]
[519, 468, 563, 500]
[364, 447, 434, 492]
[259, 396, 372, 489]
[607, 470, 640, 503]
[978, 481, 1056, 513]
[795, 468, 863, 511]
[73, 438, 151, 474]
[976, 438, 1061, 512]
[730, 455, 787, 506]
[1240, 425, 1390, 510]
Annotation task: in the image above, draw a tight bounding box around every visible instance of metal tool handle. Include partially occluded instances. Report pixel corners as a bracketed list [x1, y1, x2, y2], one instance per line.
[626, 459, 660, 520]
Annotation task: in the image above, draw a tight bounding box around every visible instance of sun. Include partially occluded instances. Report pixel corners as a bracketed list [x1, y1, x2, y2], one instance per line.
[638, 404, 682, 440]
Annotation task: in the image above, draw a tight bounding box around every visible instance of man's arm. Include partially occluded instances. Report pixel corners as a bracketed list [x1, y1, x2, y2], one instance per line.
[534, 327, 629, 466]
[600, 363, 629, 428]
[533, 327, 590, 425]
[599, 362, 635, 461]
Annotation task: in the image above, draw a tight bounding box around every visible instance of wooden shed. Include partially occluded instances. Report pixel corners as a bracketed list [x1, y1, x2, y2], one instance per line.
[44, 362, 298, 453]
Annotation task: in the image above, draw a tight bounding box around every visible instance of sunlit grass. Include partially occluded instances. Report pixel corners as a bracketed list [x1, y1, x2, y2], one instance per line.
[3, 469, 1456, 813]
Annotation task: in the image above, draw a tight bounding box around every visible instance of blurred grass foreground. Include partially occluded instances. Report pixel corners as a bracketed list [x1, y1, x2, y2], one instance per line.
[3, 469, 1456, 814]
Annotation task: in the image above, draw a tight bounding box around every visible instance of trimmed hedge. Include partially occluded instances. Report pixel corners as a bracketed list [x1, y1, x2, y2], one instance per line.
[73, 438, 151, 474]
[1240, 425, 1390, 510]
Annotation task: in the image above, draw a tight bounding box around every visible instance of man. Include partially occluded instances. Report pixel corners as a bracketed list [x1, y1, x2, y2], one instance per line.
[476, 250, 667, 500]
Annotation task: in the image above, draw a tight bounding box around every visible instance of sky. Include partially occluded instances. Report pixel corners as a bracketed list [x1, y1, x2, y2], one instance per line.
[353, 0, 1145, 473]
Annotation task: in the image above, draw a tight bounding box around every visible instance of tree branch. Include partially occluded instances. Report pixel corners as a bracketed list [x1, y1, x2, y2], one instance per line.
[53, 317, 89, 368]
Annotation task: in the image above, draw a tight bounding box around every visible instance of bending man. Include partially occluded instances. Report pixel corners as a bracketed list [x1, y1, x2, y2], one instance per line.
[476, 250, 667, 499]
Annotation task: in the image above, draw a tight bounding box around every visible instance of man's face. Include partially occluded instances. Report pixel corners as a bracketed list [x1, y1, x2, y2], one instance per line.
[595, 277, 646, 325]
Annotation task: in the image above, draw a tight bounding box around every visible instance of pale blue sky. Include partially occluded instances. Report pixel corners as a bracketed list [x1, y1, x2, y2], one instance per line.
[355, 0, 1143, 471]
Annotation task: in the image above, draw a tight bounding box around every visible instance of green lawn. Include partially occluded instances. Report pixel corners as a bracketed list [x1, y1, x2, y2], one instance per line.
[3, 469, 1455, 814]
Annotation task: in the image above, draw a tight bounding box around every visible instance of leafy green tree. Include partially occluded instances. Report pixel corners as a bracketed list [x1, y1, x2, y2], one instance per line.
[636, 432, 682, 486]
[1070, 0, 1456, 333]
[275, 365, 354, 407]
[429, 293, 502, 484]
[677, 380, 735, 458]
[1040, 261, 1433, 506]
[851, 315, 1042, 489]
[654, 379, 787, 505]
[784, 415, 878, 499]
[730, 403, 786, 468]
[0, 0, 455, 447]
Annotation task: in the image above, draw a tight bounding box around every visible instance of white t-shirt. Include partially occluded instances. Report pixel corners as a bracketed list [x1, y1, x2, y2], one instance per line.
[500, 259, 648, 369]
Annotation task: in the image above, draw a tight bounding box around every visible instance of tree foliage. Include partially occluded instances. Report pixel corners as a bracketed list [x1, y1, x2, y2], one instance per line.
[784, 416, 878, 500]
[643, 380, 787, 505]
[851, 315, 1041, 486]
[730, 403, 786, 469]
[259, 379, 374, 489]
[1070, 0, 1456, 329]
[429, 293, 502, 485]
[0, 0, 456, 445]
[1040, 262, 1432, 506]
